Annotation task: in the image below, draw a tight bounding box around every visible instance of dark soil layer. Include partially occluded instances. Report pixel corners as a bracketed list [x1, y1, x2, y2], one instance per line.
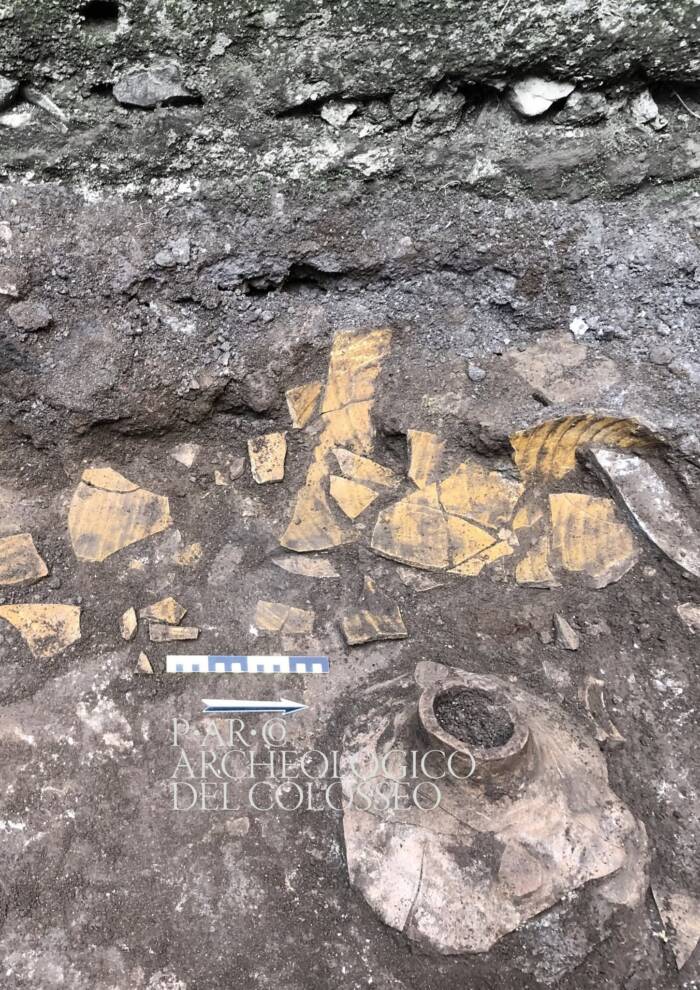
[434, 687, 515, 748]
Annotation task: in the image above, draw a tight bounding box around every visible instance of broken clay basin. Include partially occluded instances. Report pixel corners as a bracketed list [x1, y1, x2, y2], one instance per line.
[341, 662, 648, 971]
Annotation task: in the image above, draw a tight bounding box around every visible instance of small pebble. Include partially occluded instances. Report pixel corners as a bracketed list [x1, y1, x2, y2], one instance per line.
[570, 316, 588, 339]
[468, 364, 486, 383]
[554, 613, 580, 651]
[648, 347, 674, 366]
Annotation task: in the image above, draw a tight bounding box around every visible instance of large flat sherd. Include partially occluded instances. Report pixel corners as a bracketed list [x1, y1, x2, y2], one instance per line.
[588, 447, 700, 578]
[549, 492, 639, 588]
[0, 604, 81, 658]
[68, 467, 171, 562]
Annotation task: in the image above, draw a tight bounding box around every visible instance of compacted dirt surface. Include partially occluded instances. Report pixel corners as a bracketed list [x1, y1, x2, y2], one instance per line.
[1, 3, 699, 989]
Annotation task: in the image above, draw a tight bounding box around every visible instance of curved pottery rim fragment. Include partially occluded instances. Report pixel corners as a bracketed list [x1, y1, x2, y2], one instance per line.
[418, 673, 530, 781]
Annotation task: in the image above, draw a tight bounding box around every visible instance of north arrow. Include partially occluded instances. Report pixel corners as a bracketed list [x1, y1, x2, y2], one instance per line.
[202, 698, 308, 716]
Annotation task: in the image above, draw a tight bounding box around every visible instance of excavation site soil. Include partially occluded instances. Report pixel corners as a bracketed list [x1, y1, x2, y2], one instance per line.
[0, 2, 699, 989]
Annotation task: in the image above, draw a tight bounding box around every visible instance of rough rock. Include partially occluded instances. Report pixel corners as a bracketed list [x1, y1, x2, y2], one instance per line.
[554, 613, 580, 650]
[508, 77, 575, 117]
[0, 74, 18, 110]
[630, 89, 664, 129]
[677, 602, 700, 634]
[170, 443, 201, 468]
[569, 316, 589, 338]
[652, 886, 700, 970]
[113, 61, 196, 108]
[507, 332, 622, 404]
[0, 263, 28, 298]
[155, 236, 191, 268]
[557, 91, 609, 126]
[669, 356, 700, 386]
[320, 101, 358, 128]
[7, 300, 52, 331]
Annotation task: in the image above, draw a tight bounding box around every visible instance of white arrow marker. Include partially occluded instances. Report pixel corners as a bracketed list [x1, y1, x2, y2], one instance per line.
[202, 698, 308, 716]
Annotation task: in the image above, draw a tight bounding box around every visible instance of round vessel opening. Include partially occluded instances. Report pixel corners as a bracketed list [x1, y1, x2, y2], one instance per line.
[434, 687, 514, 749]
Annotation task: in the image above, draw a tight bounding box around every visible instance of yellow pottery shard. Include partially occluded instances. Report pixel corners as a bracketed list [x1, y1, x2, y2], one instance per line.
[281, 329, 392, 552]
[281, 468, 355, 552]
[450, 540, 514, 576]
[333, 448, 398, 489]
[248, 432, 287, 484]
[120, 607, 138, 641]
[149, 623, 199, 642]
[0, 533, 48, 585]
[0, 604, 81, 658]
[140, 597, 187, 625]
[321, 329, 392, 414]
[439, 461, 524, 529]
[407, 430, 445, 489]
[329, 476, 379, 519]
[341, 576, 407, 646]
[446, 515, 496, 567]
[372, 463, 518, 573]
[137, 651, 154, 674]
[68, 468, 171, 563]
[81, 467, 139, 492]
[512, 502, 544, 532]
[511, 415, 654, 482]
[255, 600, 289, 632]
[286, 382, 323, 429]
[515, 535, 560, 588]
[549, 492, 639, 588]
[254, 600, 314, 635]
[371, 485, 450, 570]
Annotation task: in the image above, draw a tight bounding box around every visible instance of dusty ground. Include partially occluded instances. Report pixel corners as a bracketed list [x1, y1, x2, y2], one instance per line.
[1, 1, 699, 989]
